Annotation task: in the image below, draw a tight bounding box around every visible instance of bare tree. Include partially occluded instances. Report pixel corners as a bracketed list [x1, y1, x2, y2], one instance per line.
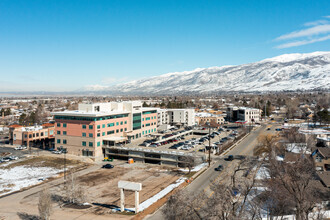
[65, 171, 86, 204]
[180, 156, 196, 174]
[163, 159, 263, 220]
[162, 191, 202, 220]
[264, 155, 323, 220]
[254, 133, 281, 157]
[38, 187, 52, 220]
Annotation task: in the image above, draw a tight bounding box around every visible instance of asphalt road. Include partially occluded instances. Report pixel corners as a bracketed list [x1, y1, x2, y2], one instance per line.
[147, 123, 271, 220]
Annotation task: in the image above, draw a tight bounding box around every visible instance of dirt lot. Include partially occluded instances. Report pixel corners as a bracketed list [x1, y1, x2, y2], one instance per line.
[17, 162, 183, 219]
[2, 155, 85, 169]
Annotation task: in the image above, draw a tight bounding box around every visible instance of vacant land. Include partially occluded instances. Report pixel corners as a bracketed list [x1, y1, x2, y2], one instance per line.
[0, 161, 184, 219]
[0, 156, 86, 197]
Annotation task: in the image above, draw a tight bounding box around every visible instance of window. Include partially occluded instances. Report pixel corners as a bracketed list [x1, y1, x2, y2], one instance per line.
[82, 141, 86, 146]
[108, 123, 114, 127]
[120, 128, 123, 132]
[116, 122, 119, 126]
[97, 142, 101, 147]
[45, 131, 48, 136]
[63, 131, 67, 135]
[120, 121, 123, 125]
[116, 129, 119, 133]
[89, 125, 93, 129]
[41, 132, 44, 136]
[57, 139, 61, 144]
[57, 131, 61, 135]
[125, 128, 127, 131]
[89, 142, 93, 147]
[63, 139, 67, 144]
[82, 133, 86, 137]
[97, 133, 100, 137]
[82, 125, 86, 129]
[63, 123, 67, 128]
[102, 124, 105, 128]
[36, 133, 39, 137]
[102, 132, 105, 136]
[33, 134, 35, 137]
[82, 149, 93, 157]
[29, 134, 32, 138]
[25, 134, 27, 138]
[142, 131, 144, 135]
[97, 125, 100, 129]
[125, 121, 127, 124]
[57, 123, 61, 127]
[107, 130, 114, 134]
[89, 133, 93, 137]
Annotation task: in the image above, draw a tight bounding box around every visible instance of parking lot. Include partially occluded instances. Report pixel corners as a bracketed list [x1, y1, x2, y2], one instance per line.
[0, 144, 43, 163]
[124, 126, 243, 155]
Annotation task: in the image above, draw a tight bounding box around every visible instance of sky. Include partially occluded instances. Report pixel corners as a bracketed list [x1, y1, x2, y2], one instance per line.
[0, 0, 329, 92]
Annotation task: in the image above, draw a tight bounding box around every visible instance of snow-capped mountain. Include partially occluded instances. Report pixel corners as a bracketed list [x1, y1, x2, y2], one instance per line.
[87, 51, 330, 94]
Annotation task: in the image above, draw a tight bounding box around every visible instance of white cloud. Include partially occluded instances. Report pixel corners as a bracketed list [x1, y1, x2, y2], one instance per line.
[276, 24, 330, 40]
[276, 34, 330, 49]
[304, 19, 329, 27]
[275, 16, 330, 49]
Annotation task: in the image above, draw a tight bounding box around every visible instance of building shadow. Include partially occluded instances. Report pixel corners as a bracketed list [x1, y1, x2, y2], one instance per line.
[92, 202, 119, 209]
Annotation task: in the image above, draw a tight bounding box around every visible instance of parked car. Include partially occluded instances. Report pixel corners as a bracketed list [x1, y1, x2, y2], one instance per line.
[52, 150, 62, 154]
[9, 156, 18, 160]
[150, 144, 157, 147]
[1, 157, 10, 162]
[15, 146, 23, 150]
[215, 165, 224, 171]
[102, 164, 114, 169]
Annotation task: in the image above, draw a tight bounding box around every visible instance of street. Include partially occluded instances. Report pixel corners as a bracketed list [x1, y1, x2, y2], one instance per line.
[147, 123, 272, 220]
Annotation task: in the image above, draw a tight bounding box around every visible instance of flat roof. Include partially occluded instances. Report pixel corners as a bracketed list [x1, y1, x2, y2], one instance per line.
[51, 110, 130, 117]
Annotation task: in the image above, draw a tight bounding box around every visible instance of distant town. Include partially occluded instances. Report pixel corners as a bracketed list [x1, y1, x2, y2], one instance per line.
[0, 92, 329, 219]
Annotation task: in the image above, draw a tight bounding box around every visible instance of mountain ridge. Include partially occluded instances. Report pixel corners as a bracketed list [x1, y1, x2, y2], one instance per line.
[83, 51, 330, 94]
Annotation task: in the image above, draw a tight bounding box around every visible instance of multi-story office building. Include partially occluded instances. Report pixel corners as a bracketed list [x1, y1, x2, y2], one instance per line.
[167, 109, 195, 127]
[52, 101, 157, 160]
[9, 123, 55, 148]
[152, 108, 195, 128]
[226, 106, 261, 123]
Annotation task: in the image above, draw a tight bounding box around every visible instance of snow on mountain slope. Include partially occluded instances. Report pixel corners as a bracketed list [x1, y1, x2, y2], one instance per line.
[87, 51, 330, 94]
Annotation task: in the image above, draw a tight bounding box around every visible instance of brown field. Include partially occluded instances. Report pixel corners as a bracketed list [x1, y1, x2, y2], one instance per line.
[15, 162, 183, 219]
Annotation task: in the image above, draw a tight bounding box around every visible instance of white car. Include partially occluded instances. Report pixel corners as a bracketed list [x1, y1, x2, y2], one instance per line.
[15, 146, 23, 150]
[52, 150, 62, 154]
[9, 156, 18, 160]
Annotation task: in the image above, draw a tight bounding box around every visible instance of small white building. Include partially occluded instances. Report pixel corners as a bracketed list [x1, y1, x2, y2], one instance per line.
[237, 107, 261, 123]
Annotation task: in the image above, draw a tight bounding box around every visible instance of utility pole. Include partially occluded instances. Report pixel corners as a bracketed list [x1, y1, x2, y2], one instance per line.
[208, 123, 211, 167]
[63, 148, 67, 182]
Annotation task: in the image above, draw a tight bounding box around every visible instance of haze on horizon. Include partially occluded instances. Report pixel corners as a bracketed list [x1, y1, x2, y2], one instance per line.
[0, 0, 330, 92]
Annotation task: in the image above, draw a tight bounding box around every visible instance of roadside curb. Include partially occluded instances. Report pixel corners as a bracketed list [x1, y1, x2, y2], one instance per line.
[222, 132, 250, 156]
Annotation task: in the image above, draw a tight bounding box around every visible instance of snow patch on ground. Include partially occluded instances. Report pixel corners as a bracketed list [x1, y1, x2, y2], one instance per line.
[255, 166, 270, 180]
[178, 163, 208, 172]
[0, 166, 62, 196]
